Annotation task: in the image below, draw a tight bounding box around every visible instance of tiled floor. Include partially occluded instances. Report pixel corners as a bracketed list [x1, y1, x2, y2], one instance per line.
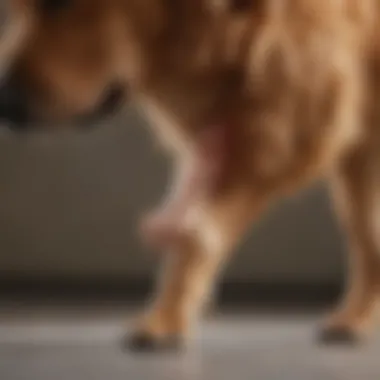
[0, 306, 379, 380]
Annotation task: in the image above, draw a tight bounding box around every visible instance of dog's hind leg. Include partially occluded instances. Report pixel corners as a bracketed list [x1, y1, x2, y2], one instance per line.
[126, 184, 259, 352]
[319, 143, 380, 344]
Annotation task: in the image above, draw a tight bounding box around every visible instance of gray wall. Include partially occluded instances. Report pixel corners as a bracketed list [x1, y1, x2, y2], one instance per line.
[0, 109, 345, 283]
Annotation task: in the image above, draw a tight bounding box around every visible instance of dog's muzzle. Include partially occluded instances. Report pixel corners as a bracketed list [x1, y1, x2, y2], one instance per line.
[0, 78, 128, 131]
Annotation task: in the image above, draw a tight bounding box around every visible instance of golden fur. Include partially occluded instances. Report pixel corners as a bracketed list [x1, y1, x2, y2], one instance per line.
[4, 0, 380, 346]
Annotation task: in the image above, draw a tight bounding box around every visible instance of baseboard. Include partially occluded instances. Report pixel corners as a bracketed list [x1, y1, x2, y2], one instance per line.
[0, 276, 343, 308]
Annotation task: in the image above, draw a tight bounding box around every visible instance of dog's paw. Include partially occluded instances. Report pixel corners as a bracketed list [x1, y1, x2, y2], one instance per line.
[121, 331, 185, 354]
[316, 322, 363, 346]
[317, 326, 361, 345]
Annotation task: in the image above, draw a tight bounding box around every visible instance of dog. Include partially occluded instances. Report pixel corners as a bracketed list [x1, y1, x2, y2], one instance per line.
[0, 0, 379, 350]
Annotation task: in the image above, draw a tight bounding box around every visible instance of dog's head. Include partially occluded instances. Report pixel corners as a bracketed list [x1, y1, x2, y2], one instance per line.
[0, 0, 267, 132]
[0, 0, 143, 131]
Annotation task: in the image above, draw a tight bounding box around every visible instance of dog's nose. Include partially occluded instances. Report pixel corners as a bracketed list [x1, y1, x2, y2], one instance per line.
[0, 74, 30, 130]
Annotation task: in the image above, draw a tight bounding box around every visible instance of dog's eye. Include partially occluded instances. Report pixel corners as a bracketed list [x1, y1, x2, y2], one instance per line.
[40, 0, 72, 13]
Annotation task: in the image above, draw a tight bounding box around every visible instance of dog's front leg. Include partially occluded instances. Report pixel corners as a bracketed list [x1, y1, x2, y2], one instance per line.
[141, 126, 227, 250]
[128, 183, 260, 352]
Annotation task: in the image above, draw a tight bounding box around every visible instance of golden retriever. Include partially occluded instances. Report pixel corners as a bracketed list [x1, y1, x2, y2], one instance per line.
[1, 0, 379, 350]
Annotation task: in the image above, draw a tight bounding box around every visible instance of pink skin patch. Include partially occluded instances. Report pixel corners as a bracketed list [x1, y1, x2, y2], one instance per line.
[141, 125, 228, 250]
